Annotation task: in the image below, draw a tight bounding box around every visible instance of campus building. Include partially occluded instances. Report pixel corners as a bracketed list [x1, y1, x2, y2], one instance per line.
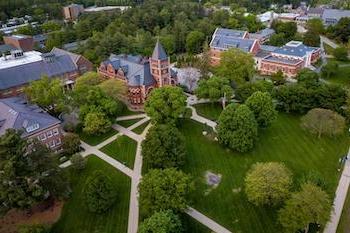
[3, 34, 34, 52]
[0, 97, 63, 150]
[98, 41, 177, 107]
[0, 48, 93, 98]
[209, 28, 321, 78]
[63, 4, 84, 21]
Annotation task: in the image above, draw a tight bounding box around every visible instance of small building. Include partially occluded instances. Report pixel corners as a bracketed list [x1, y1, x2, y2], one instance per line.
[0, 97, 63, 150]
[249, 28, 275, 44]
[3, 34, 34, 52]
[322, 9, 350, 26]
[98, 41, 177, 108]
[278, 13, 300, 22]
[307, 8, 325, 18]
[63, 4, 84, 21]
[0, 48, 93, 98]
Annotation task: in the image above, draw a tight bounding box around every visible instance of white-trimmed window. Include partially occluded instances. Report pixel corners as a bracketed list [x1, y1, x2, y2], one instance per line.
[46, 130, 53, 138]
[56, 138, 61, 145]
[53, 128, 59, 135]
[49, 140, 55, 148]
[40, 134, 47, 141]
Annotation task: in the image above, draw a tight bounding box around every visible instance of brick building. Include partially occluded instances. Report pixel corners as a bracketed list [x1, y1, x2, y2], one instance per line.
[209, 28, 321, 78]
[98, 41, 177, 107]
[0, 97, 63, 150]
[63, 4, 84, 21]
[3, 34, 34, 52]
[0, 48, 93, 98]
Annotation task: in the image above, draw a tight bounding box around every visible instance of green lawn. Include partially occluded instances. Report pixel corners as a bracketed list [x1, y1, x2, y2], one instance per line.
[337, 188, 350, 233]
[324, 66, 350, 88]
[51, 156, 131, 233]
[324, 44, 335, 55]
[120, 103, 143, 116]
[78, 128, 118, 146]
[179, 114, 349, 233]
[132, 121, 150, 134]
[100, 136, 137, 169]
[117, 119, 142, 128]
[193, 103, 223, 121]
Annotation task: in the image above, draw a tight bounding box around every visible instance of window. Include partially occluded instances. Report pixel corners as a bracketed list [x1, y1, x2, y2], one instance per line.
[49, 140, 55, 148]
[40, 133, 46, 141]
[46, 130, 53, 138]
[53, 128, 59, 136]
[56, 138, 61, 145]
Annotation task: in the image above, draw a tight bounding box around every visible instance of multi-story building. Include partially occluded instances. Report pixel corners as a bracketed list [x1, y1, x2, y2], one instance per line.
[98, 41, 177, 107]
[209, 28, 321, 78]
[0, 48, 93, 98]
[3, 34, 34, 52]
[63, 4, 84, 21]
[0, 97, 63, 150]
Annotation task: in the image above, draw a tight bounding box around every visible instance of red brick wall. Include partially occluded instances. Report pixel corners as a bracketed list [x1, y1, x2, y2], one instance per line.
[77, 56, 94, 74]
[259, 60, 304, 77]
[4, 36, 34, 52]
[28, 124, 63, 151]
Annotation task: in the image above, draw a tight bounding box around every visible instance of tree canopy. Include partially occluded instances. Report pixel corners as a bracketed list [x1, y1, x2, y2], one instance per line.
[139, 210, 183, 233]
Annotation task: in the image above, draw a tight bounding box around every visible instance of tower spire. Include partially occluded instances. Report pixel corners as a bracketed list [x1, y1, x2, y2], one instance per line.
[152, 39, 168, 61]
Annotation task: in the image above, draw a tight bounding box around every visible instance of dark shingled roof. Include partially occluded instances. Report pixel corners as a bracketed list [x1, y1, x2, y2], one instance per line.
[0, 97, 60, 137]
[0, 44, 17, 53]
[152, 40, 168, 61]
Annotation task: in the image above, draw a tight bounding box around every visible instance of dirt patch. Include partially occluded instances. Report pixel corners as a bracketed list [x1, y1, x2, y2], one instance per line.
[0, 200, 63, 233]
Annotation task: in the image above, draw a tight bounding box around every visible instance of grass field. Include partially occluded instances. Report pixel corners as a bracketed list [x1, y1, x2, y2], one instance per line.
[100, 136, 137, 168]
[193, 103, 223, 121]
[51, 156, 131, 233]
[179, 111, 349, 233]
[132, 121, 149, 134]
[337, 188, 350, 233]
[116, 119, 142, 128]
[78, 128, 117, 146]
[324, 66, 350, 88]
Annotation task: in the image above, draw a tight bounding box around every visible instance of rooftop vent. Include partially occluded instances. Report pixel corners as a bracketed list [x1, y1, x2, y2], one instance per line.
[25, 123, 39, 133]
[11, 50, 24, 59]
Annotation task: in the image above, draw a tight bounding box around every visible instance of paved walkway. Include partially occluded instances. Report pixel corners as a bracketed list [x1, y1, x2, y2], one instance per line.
[116, 114, 147, 121]
[324, 151, 350, 233]
[320, 36, 339, 49]
[186, 207, 232, 233]
[186, 95, 217, 131]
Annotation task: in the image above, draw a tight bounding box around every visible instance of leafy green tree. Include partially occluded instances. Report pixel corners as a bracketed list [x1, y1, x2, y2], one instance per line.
[0, 130, 69, 215]
[83, 111, 112, 135]
[83, 170, 117, 213]
[217, 104, 258, 152]
[142, 124, 186, 170]
[99, 78, 127, 101]
[25, 76, 66, 116]
[306, 18, 324, 35]
[18, 224, 49, 233]
[145, 87, 187, 124]
[297, 69, 320, 88]
[245, 162, 293, 206]
[332, 17, 350, 43]
[185, 30, 205, 54]
[139, 168, 193, 216]
[268, 33, 288, 46]
[303, 31, 320, 47]
[70, 153, 86, 171]
[235, 80, 273, 101]
[139, 210, 183, 233]
[195, 76, 233, 109]
[271, 70, 285, 85]
[321, 61, 339, 79]
[301, 108, 345, 138]
[62, 133, 81, 155]
[333, 47, 349, 61]
[245, 91, 277, 128]
[41, 21, 62, 33]
[278, 183, 332, 233]
[216, 48, 255, 85]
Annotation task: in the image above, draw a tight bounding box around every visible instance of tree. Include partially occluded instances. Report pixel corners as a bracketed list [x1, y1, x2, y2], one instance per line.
[306, 18, 324, 35]
[332, 17, 350, 43]
[99, 79, 127, 101]
[25, 76, 66, 116]
[278, 183, 332, 233]
[297, 69, 320, 88]
[216, 48, 255, 85]
[83, 111, 112, 135]
[145, 86, 187, 124]
[301, 108, 345, 138]
[83, 170, 117, 213]
[186, 30, 205, 54]
[62, 133, 80, 155]
[271, 70, 285, 85]
[195, 76, 233, 109]
[321, 61, 339, 79]
[139, 168, 193, 216]
[139, 210, 183, 233]
[0, 130, 69, 215]
[303, 31, 320, 47]
[41, 21, 61, 33]
[245, 162, 293, 206]
[235, 80, 273, 101]
[217, 104, 258, 152]
[268, 33, 288, 46]
[18, 224, 49, 233]
[245, 91, 277, 128]
[142, 124, 186, 170]
[70, 153, 86, 170]
[333, 47, 349, 61]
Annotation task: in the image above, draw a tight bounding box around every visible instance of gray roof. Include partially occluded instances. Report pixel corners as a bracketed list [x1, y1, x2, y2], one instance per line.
[0, 52, 77, 90]
[322, 9, 350, 22]
[260, 45, 278, 52]
[0, 44, 16, 53]
[250, 28, 275, 39]
[273, 41, 319, 58]
[33, 34, 47, 42]
[214, 28, 247, 38]
[263, 55, 303, 65]
[307, 8, 324, 15]
[152, 40, 168, 61]
[104, 54, 156, 87]
[0, 97, 60, 137]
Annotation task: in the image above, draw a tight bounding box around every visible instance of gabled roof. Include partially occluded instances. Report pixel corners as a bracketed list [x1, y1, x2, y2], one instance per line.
[152, 40, 168, 61]
[214, 28, 247, 39]
[51, 47, 81, 65]
[322, 9, 350, 21]
[0, 97, 60, 137]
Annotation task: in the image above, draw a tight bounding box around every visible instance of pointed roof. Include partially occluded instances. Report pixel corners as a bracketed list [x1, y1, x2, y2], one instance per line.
[152, 40, 168, 60]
